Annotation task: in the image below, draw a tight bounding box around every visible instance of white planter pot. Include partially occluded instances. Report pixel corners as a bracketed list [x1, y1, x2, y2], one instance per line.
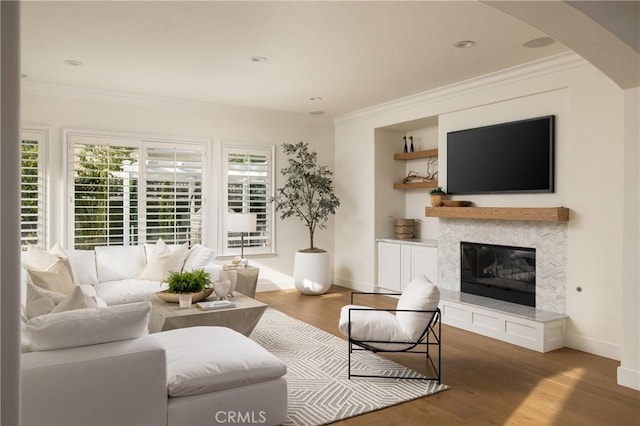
[293, 251, 332, 295]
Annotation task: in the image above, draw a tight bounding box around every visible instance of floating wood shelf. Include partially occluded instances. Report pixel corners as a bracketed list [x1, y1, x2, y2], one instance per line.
[393, 149, 438, 161]
[394, 180, 439, 190]
[425, 207, 570, 222]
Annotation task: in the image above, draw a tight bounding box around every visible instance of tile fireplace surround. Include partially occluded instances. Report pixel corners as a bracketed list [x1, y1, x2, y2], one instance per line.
[437, 218, 568, 314]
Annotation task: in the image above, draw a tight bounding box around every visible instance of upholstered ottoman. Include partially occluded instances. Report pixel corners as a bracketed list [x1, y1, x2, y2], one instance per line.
[152, 326, 288, 426]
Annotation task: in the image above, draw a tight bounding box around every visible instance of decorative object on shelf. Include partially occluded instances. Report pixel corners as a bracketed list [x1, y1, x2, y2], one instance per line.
[429, 186, 446, 207]
[228, 213, 257, 265]
[442, 200, 472, 207]
[402, 170, 432, 184]
[403, 136, 408, 153]
[393, 218, 415, 239]
[158, 269, 212, 303]
[213, 279, 231, 300]
[409, 136, 415, 152]
[425, 157, 438, 181]
[271, 141, 340, 295]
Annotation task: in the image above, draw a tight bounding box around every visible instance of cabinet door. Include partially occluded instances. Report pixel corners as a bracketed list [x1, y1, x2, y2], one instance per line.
[377, 242, 401, 292]
[409, 245, 438, 285]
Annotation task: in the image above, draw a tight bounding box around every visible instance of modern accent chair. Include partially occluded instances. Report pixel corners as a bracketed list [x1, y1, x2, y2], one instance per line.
[338, 275, 441, 383]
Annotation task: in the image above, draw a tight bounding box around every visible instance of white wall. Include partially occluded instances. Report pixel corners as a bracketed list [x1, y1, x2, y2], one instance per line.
[20, 86, 335, 290]
[334, 53, 629, 361]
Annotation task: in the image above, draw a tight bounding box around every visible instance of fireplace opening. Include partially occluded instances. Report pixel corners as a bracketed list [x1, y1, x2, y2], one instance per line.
[460, 242, 536, 307]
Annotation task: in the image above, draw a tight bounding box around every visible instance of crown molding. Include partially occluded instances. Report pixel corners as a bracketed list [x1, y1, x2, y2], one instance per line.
[334, 52, 588, 127]
[21, 80, 332, 124]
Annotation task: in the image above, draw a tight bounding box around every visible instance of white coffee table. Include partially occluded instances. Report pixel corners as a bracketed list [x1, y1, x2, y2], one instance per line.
[148, 292, 267, 336]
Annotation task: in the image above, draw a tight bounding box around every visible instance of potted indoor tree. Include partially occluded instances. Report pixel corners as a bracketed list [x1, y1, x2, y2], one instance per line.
[272, 141, 340, 295]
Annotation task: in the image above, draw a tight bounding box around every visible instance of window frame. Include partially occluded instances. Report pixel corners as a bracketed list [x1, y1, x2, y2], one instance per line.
[20, 126, 48, 249]
[219, 142, 275, 257]
[64, 129, 210, 249]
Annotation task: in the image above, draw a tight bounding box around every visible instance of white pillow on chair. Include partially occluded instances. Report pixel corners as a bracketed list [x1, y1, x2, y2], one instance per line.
[396, 275, 440, 341]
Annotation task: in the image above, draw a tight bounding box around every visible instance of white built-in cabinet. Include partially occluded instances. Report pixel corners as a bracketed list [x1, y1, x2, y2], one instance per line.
[377, 240, 437, 292]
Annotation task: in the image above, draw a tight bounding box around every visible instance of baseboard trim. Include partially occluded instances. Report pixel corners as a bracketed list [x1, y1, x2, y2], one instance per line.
[617, 366, 640, 390]
[566, 332, 621, 361]
[333, 277, 372, 293]
[256, 280, 294, 293]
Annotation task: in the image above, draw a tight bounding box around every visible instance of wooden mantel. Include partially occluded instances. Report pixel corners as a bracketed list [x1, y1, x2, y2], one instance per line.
[425, 207, 570, 222]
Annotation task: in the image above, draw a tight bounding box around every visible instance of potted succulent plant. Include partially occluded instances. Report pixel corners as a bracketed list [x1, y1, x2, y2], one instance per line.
[429, 186, 446, 207]
[271, 141, 340, 295]
[157, 269, 213, 303]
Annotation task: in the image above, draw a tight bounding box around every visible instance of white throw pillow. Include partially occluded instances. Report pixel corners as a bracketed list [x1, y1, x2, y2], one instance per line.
[50, 284, 104, 314]
[95, 245, 146, 282]
[22, 245, 59, 271]
[26, 301, 151, 351]
[23, 244, 79, 285]
[66, 249, 99, 285]
[25, 283, 67, 320]
[26, 260, 76, 295]
[396, 275, 440, 341]
[140, 239, 189, 281]
[182, 244, 214, 272]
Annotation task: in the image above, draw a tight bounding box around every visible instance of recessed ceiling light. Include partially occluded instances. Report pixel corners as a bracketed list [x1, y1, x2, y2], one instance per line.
[453, 40, 475, 49]
[309, 97, 323, 101]
[308, 111, 325, 116]
[523, 37, 556, 48]
[64, 59, 84, 66]
[250, 56, 268, 63]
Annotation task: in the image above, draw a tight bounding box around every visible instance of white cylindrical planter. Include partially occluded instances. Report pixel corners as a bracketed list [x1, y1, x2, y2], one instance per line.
[293, 251, 332, 295]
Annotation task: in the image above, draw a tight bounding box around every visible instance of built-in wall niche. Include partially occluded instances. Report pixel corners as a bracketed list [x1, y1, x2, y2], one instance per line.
[374, 115, 440, 241]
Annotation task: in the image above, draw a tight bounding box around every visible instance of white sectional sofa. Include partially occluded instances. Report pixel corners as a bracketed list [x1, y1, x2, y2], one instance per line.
[19, 242, 288, 426]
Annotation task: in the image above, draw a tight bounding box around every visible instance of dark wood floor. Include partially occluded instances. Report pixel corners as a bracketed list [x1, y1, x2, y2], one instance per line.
[256, 286, 640, 426]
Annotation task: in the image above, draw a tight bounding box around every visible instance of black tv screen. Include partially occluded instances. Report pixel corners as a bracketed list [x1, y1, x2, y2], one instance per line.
[446, 115, 555, 194]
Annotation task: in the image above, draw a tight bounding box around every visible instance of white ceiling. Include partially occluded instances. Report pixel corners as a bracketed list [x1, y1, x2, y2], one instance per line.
[20, 1, 573, 118]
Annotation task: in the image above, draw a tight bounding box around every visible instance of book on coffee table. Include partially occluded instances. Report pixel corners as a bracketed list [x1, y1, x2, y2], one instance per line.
[196, 300, 236, 311]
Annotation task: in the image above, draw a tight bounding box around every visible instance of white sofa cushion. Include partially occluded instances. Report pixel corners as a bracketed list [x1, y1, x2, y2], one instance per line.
[140, 239, 189, 281]
[94, 279, 167, 305]
[48, 243, 80, 284]
[182, 244, 214, 272]
[26, 260, 76, 295]
[66, 249, 98, 285]
[95, 245, 146, 282]
[50, 284, 106, 314]
[25, 283, 67, 320]
[26, 301, 151, 351]
[396, 275, 440, 341]
[338, 305, 413, 351]
[153, 326, 287, 397]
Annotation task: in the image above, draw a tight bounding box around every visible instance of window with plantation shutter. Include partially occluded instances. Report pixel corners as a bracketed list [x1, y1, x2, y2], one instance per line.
[20, 129, 47, 249]
[67, 131, 207, 250]
[221, 144, 274, 256]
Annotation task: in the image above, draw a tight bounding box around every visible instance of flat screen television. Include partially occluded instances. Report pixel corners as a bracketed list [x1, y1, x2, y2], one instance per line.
[446, 115, 555, 194]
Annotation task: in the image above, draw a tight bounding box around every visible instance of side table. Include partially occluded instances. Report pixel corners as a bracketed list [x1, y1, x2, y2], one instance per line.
[233, 266, 259, 298]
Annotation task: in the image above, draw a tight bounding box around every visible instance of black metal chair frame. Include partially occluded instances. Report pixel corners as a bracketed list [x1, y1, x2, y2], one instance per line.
[346, 291, 441, 383]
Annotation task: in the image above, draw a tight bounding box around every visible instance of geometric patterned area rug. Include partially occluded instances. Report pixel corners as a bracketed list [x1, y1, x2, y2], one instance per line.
[250, 308, 449, 425]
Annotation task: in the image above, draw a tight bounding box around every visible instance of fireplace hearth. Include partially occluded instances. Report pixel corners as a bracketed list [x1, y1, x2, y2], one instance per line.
[460, 242, 536, 307]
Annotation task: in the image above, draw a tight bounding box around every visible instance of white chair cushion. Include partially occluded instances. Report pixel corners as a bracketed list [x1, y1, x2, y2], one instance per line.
[94, 279, 167, 305]
[338, 304, 413, 351]
[153, 326, 287, 397]
[182, 244, 214, 272]
[140, 239, 189, 281]
[66, 249, 98, 285]
[396, 275, 440, 341]
[26, 301, 151, 351]
[95, 245, 146, 282]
